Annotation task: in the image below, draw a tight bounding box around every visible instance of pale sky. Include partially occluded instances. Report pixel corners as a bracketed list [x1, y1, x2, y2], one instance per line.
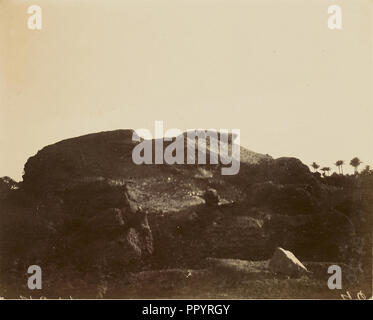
[1, 0, 372, 180]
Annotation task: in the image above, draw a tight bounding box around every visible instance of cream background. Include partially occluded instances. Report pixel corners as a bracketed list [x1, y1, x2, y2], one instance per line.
[0, 0, 372, 180]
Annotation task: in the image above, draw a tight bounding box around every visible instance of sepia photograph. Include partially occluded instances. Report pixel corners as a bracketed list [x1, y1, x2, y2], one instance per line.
[0, 0, 372, 305]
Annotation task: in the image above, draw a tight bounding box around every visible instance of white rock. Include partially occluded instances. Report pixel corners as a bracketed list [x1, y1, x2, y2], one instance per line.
[268, 247, 309, 277]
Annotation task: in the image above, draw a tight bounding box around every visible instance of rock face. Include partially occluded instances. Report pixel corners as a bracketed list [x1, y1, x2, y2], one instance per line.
[7, 130, 274, 276]
[46, 180, 154, 275]
[268, 247, 309, 277]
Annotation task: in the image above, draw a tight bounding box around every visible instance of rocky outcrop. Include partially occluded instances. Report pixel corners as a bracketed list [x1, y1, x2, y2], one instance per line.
[9, 131, 346, 271]
[14, 130, 276, 272]
[1, 129, 365, 298]
[22, 130, 271, 195]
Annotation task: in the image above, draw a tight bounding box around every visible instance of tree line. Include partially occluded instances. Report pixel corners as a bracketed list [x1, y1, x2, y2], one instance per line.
[310, 157, 370, 176]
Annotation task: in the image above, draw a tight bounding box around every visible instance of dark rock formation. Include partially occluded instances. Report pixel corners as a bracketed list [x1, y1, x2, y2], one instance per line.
[0, 129, 370, 298]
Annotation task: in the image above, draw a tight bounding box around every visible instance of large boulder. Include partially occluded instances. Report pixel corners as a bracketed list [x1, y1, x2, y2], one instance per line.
[268, 247, 309, 277]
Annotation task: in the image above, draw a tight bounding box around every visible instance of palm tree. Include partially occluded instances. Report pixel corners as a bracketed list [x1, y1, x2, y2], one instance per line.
[334, 161, 340, 174]
[320, 167, 331, 176]
[350, 157, 362, 174]
[334, 160, 344, 174]
[311, 162, 320, 172]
